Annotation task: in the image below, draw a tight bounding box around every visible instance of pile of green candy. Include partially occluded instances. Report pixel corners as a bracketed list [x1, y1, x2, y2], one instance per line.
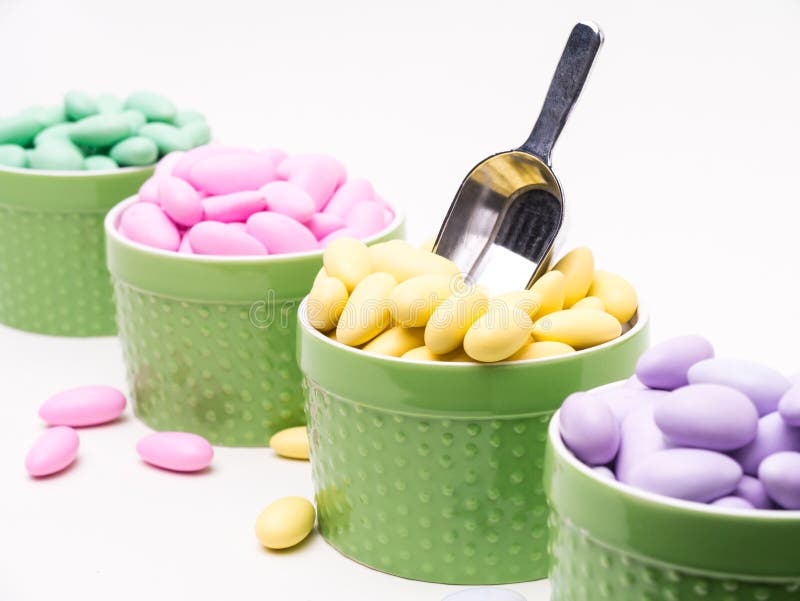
[0, 91, 210, 171]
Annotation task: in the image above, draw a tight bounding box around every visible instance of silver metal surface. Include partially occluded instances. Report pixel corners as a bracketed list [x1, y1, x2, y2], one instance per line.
[434, 22, 603, 292]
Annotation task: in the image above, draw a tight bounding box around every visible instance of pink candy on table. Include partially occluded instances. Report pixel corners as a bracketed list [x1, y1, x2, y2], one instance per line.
[187, 221, 267, 256]
[246, 211, 318, 254]
[136, 432, 214, 472]
[25, 426, 80, 477]
[39, 385, 126, 427]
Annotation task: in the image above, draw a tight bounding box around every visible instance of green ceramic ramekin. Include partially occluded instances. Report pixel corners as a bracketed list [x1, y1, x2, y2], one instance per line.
[297, 303, 649, 584]
[105, 196, 404, 447]
[0, 165, 152, 336]
[545, 412, 800, 600]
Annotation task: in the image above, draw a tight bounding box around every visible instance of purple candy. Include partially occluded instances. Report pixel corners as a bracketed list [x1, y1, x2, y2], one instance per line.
[628, 448, 742, 503]
[730, 412, 800, 475]
[593, 466, 616, 480]
[616, 406, 674, 484]
[778, 384, 800, 427]
[590, 387, 669, 422]
[734, 474, 774, 509]
[635, 335, 714, 390]
[688, 358, 791, 416]
[711, 496, 754, 510]
[653, 384, 758, 451]
[758, 451, 800, 509]
[625, 375, 648, 390]
[559, 393, 620, 466]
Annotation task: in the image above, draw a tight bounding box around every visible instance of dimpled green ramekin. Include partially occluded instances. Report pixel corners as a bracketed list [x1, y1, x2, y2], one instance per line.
[106, 196, 403, 446]
[0, 165, 152, 336]
[545, 414, 800, 600]
[298, 305, 649, 584]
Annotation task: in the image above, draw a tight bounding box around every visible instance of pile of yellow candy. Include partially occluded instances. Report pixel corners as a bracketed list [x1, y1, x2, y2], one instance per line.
[307, 238, 638, 363]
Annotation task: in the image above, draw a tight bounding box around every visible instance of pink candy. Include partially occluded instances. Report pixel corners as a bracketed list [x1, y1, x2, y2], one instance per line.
[136, 432, 214, 472]
[119, 144, 394, 257]
[39, 385, 126, 427]
[26, 426, 80, 477]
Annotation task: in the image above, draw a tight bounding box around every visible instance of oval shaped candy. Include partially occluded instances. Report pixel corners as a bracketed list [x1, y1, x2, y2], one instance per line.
[254, 496, 316, 549]
[529, 271, 565, 316]
[388, 273, 455, 328]
[174, 110, 206, 127]
[345, 201, 386, 238]
[559, 392, 620, 465]
[180, 120, 211, 147]
[571, 296, 605, 311]
[65, 90, 99, 120]
[124, 91, 177, 123]
[711, 496, 754, 510]
[306, 276, 348, 332]
[425, 286, 489, 355]
[154, 151, 185, 178]
[189, 153, 277, 195]
[336, 272, 397, 346]
[110, 136, 158, 166]
[496, 289, 542, 319]
[261, 181, 315, 222]
[508, 340, 575, 360]
[730, 412, 800, 475]
[39, 385, 126, 427]
[688, 358, 791, 416]
[25, 426, 79, 477]
[590, 386, 668, 422]
[95, 94, 123, 114]
[246, 211, 318, 254]
[758, 451, 800, 509]
[84, 155, 118, 170]
[139, 122, 192, 154]
[138, 176, 161, 204]
[323, 237, 372, 291]
[119, 202, 180, 251]
[22, 104, 66, 127]
[28, 140, 84, 171]
[120, 109, 146, 132]
[68, 113, 131, 146]
[305, 212, 346, 240]
[202, 191, 266, 223]
[588, 270, 638, 323]
[369, 240, 459, 282]
[778, 384, 800, 427]
[0, 144, 28, 168]
[323, 178, 374, 216]
[0, 115, 43, 146]
[362, 326, 426, 357]
[628, 448, 742, 503]
[616, 405, 674, 483]
[636, 335, 715, 390]
[136, 432, 213, 472]
[653, 384, 758, 451]
[464, 300, 533, 362]
[34, 122, 73, 146]
[283, 154, 346, 210]
[187, 221, 266, 256]
[159, 176, 204, 227]
[553, 246, 594, 308]
[269, 426, 310, 460]
[734, 474, 774, 509]
[532, 309, 621, 349]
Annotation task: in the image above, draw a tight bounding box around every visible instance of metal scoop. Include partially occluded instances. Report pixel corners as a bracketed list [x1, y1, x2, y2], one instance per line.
[433, 22, 603, 292]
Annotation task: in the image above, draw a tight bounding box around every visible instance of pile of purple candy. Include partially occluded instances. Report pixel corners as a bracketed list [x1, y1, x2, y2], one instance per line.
[559, 335, 800, 510]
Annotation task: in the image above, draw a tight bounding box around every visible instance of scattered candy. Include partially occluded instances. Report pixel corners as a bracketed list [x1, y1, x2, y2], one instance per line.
[136, 432, 214, 472]
[39, 385, 126, 427]
[254, 497, 316, 549]
[25, 426, 79, 477]
[269, 426, 310, 460]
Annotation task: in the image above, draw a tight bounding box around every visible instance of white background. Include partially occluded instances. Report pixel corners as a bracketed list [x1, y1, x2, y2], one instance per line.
[2, 1, 799, 600]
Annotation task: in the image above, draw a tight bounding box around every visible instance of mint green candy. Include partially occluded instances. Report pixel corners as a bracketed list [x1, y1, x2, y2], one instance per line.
[84, 155, 118, 170]
[174, 110, 206, 127]
[0, 115, 45, 146]
[64, 90, 99, 121]
[110, 136, 158, 166]
[34, 122, 74, 146]
[0, 144, 28, 168]
[69, 114, 132, 147]
[180, 120, 211, 146]
[21, 105, 66, 128]
[138, 122, 191, 153]
[124, 92, 177, 123]
[120, 109, 146, 132]
[96, 94, 123, 113]
[28, 139, 85, 170]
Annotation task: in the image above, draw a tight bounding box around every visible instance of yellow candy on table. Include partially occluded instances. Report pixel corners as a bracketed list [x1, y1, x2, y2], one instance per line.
[588, 270, 638, 323]
[571, 295, 605, 312]
[388, 273, 456, 328]
[362, 326, 425, 357]
[424, 286, 489, 354]
[336, 272, 397, 346]
[323, 237, 372, 292]
[553, 246, 594, 308]
[269, 426, 310, 460]
[530, 270, 565, 316]
[495, 289, 542, 319]
[369, 240, 459, 282]
[254, 496, 316, 550]
[532, 309, 622, 349]
[307, 276, 348, 332]
[463, 300, 534, 362]
[508, 340, 575, 361]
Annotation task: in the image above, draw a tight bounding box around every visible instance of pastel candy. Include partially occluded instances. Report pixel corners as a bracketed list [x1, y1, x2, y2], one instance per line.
[25, 426, 79, 477]
[174, 110, 206, 127]
[261, 181, 316, 222]
[282, 154, 347, 210]
[688, 358, 791, 416]
[305, 212, 346, 240]
[189, 153, 277, 195]
[95, 94, 123, 114]
[159, 176, 204, 226]
[124, 91, 177, 123]
[0, 114, 44, 146]
[119, 202, 180, 251]
[39, 385, 126, 427]
[138, 176, 161, 204]
[730, 412, 800, 475]
[346, 201, 386, 237]
[84, 155, 118, 170]
[711, 496, 754, 510]
[120, 109, 146, 131]
[734, 474, 774, 509]
[64, 90, 99, 120]
[636, 335, 714, 390]
[34, 122, 73, 146]
[260, 147, 288, 166]
[68, 113, 131, 146]
[653, 384, 758, 451]
[202, 191, 266, 223]
[22, 104, 66, 127]
[172, 144, 246, 179]
[441, 588, 527, 601]
[323, 178, 374, 217]
[758, 451, 800, 509]
[178, 235, 192, 254]
[588, 385, 668, 422]
[180, 120, 211, 147]
[627, 448, 742, 503]
[0, 144, 28, 168]
[559, 392, 620, 465]
[616, 406, 674, 483]
[320, 227, 358, 248]
[254, 497, 315, 549]
[593, 466, 616, 480]
[778, 384, 800, 426]
[139, 122, 192, 154]
[136, 432, 213, 472]
[187, 221, 267, 256]
[28, 140, 84, 170]
[110, 136, 159, 166]
[246, 211, 318, 254]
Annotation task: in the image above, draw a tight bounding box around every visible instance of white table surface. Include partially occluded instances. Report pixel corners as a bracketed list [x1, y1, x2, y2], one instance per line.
[2, 0, 799, 599]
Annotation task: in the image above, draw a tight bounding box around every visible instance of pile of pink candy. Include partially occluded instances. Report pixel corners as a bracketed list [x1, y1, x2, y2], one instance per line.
[118, 144, 395, 255]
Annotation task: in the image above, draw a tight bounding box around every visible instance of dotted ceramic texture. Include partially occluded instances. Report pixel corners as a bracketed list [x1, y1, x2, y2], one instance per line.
[114, 281, 306, 446]
[548, 512, 800, 601]
[305, 378, 553, 585]
[0, 205, 116, 336]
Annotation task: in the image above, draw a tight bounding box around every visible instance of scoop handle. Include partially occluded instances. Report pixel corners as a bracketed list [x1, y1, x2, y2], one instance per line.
[519, 22, 603, 164]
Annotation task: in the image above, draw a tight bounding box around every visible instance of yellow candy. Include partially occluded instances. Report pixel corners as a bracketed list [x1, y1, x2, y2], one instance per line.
[553, 247, 594, 307]
[401, 345, 473, 362]
[495, 289, 542, 319]
[362, 326, 425, 357]
[463, 300, 534, 362]
[419, 235, 436, 252]
[269, 426, 310, 460]
[369, 240, 459, 282]
[530, 271, 565, 316]
[254, 496, 316, 550]
[508, 340, 575, 361]
[571, 296, 605, 311]
[532, 309, 622, 349]
[307, 276, 348, 332]
[424, 286, 489, 354]
[323, 237, 372, 292]
[312, 266, 328, 288]
[388, 273, 456, 328]
[588, 270, 638, 323]
[336, 272, 397, 346]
